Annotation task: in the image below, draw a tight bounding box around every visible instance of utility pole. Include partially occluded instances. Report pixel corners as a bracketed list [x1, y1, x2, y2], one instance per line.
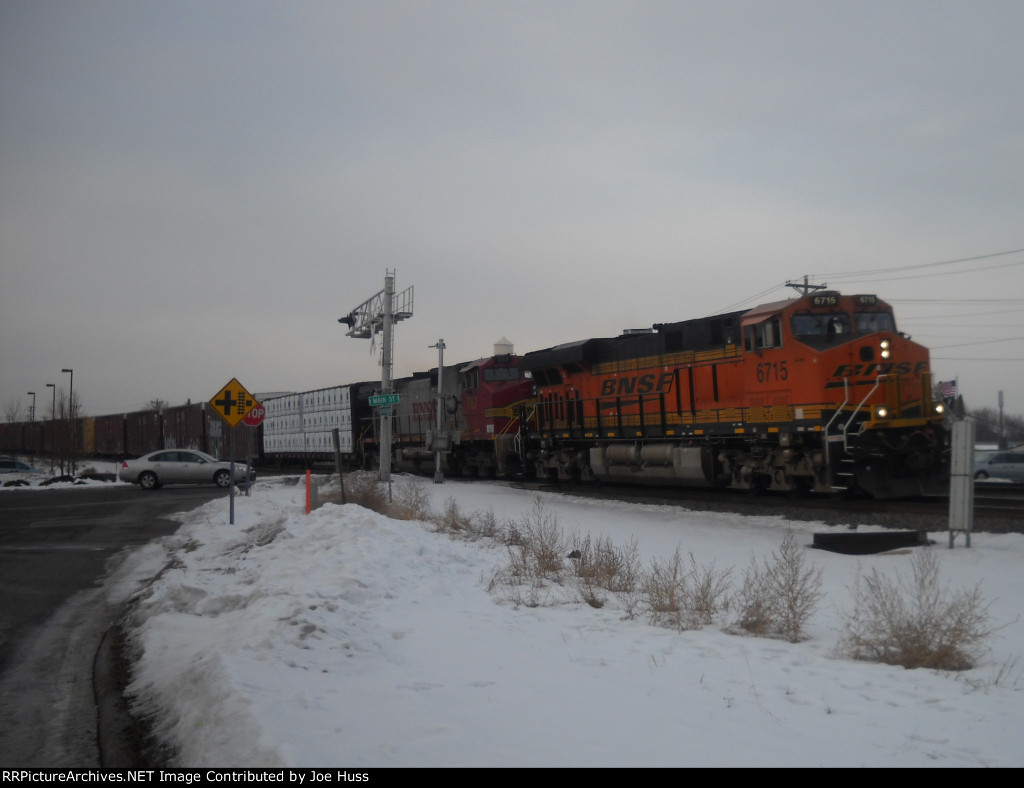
[429, 339, 446, 483]
[998, 390, 1005, 449]
[785, 276, 828, 296]
[339, 271, 414, 485]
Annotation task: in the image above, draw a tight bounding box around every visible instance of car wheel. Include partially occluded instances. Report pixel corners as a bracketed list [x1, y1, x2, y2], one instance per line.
[139, 471, 159, 490]
[214, 469, 232, 488]
[975, 471, 989, 480]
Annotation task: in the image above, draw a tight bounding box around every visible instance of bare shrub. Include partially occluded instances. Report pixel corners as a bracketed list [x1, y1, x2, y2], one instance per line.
[389, 477, 433, 521]
[683, 554, 732, 627]
[570, 534, 640, 589]
[518, 498, 568, 579]
[486, 500, 572, 606]
[567, 533, 639, 609]
[837, 548, 993, 671]
[730, 531, 823, 642]
[644, 549, 733, 630]
[644, 547, 690, 629]
[470, 509, 502, 541]
[342, 472, 388, 512]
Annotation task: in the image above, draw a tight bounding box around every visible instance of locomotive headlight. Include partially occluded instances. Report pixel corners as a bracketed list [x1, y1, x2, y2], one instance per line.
[879, 339, 891, 359]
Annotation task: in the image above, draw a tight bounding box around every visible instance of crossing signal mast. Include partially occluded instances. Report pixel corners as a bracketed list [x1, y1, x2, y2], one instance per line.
[339, 270, 414, 483]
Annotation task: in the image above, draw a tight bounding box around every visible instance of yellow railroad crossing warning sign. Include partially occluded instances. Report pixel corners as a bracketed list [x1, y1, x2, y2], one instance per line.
[209, 378, 257, 428]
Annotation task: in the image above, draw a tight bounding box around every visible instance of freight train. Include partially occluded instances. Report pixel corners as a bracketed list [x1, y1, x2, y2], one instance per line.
[0, 289, 951, 498]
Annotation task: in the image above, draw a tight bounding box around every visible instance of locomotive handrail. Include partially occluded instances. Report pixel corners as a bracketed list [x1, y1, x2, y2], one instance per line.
[822, 378, 850, 468]
[844, 375, 885, 437]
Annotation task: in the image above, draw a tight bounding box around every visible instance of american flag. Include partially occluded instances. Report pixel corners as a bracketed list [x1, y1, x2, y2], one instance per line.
[938, 380, 957, 398]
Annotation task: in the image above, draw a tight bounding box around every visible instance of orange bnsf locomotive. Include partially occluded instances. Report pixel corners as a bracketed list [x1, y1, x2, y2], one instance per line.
[519, 290, 949, 498]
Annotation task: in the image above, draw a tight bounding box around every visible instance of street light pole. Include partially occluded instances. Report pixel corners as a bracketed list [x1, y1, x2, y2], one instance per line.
[62, 368, 74, 473]
[46, 383, 55, 474]
[429, 339, 446, 484]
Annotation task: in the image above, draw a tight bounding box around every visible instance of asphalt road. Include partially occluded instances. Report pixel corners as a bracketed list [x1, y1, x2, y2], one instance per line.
[0, 484, 228, 767]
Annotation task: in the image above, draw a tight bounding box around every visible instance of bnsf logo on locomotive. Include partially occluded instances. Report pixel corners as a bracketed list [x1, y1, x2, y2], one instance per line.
[599, 372, 677, 397]
[830, 361, 929, 379]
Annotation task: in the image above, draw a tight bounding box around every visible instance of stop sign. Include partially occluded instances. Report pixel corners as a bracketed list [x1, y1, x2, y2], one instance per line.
[243, 402, 266, 427]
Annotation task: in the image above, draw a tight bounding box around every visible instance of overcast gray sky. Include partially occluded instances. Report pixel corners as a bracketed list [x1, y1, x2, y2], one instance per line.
[2, 0, 1022, 424]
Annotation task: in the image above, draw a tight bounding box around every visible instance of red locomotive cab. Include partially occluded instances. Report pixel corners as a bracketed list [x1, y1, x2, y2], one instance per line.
[453, 343, 536, 478]
[459, 352, 534, 441]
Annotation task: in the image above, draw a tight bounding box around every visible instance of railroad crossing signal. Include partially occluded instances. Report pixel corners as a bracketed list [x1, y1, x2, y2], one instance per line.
[209, 378, 257, 428]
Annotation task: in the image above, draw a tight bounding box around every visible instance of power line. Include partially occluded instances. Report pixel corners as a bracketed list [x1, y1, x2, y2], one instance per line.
[813, 246, 1024, 280]
[830, 259, 1024, 286]
[891, 298, 1024, 304]
[934, 357, 1024, 362]
[931, 336, 1024, 350]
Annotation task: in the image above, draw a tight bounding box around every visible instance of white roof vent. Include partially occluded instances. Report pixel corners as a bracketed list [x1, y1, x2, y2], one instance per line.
[494, 337, 514, 355]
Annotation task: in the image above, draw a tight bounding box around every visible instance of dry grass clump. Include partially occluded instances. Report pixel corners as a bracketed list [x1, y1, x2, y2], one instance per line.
[730, 530, 823, 642]
[330, 473, 501, 540]
[388, 477, 433, 521]
[569, 534, 642, 609]
[433, 497, 502, 541]
[336, 471, 388, 511]
[836, 548, 993, 671]
[644, 548, 732, 630]
[514, 498, 570, 579]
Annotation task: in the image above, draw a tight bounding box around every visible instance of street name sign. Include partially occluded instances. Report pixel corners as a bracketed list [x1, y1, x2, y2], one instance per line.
[368, 393, 400, 407]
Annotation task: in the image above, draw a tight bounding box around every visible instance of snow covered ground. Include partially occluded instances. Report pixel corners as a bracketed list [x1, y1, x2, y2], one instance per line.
[59, 471, 1017, 769]
[4, 465, 1022, 767]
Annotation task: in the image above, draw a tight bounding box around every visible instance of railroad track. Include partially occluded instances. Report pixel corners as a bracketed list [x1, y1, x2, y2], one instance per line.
[516, 480, 1024, 534]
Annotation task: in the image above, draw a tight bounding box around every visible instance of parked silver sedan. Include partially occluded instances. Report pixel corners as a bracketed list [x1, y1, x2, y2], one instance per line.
[120, 450, 255, 490]
[974, 450, 1024, 482]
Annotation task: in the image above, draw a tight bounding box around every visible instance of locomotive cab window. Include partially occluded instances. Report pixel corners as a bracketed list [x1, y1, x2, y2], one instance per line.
[744, 316, 782, 351]
[791, 312, 851, 339]
[854, 312, 896, 334]
[484, 367, 520, 383]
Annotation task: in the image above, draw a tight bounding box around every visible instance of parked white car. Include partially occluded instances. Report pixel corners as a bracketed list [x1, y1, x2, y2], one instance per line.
[120, 450, 255, 490]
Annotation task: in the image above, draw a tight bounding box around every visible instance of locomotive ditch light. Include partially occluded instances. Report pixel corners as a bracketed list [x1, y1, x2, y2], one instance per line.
[875, 406, 889, 419]
[934, 403, 945, 415]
